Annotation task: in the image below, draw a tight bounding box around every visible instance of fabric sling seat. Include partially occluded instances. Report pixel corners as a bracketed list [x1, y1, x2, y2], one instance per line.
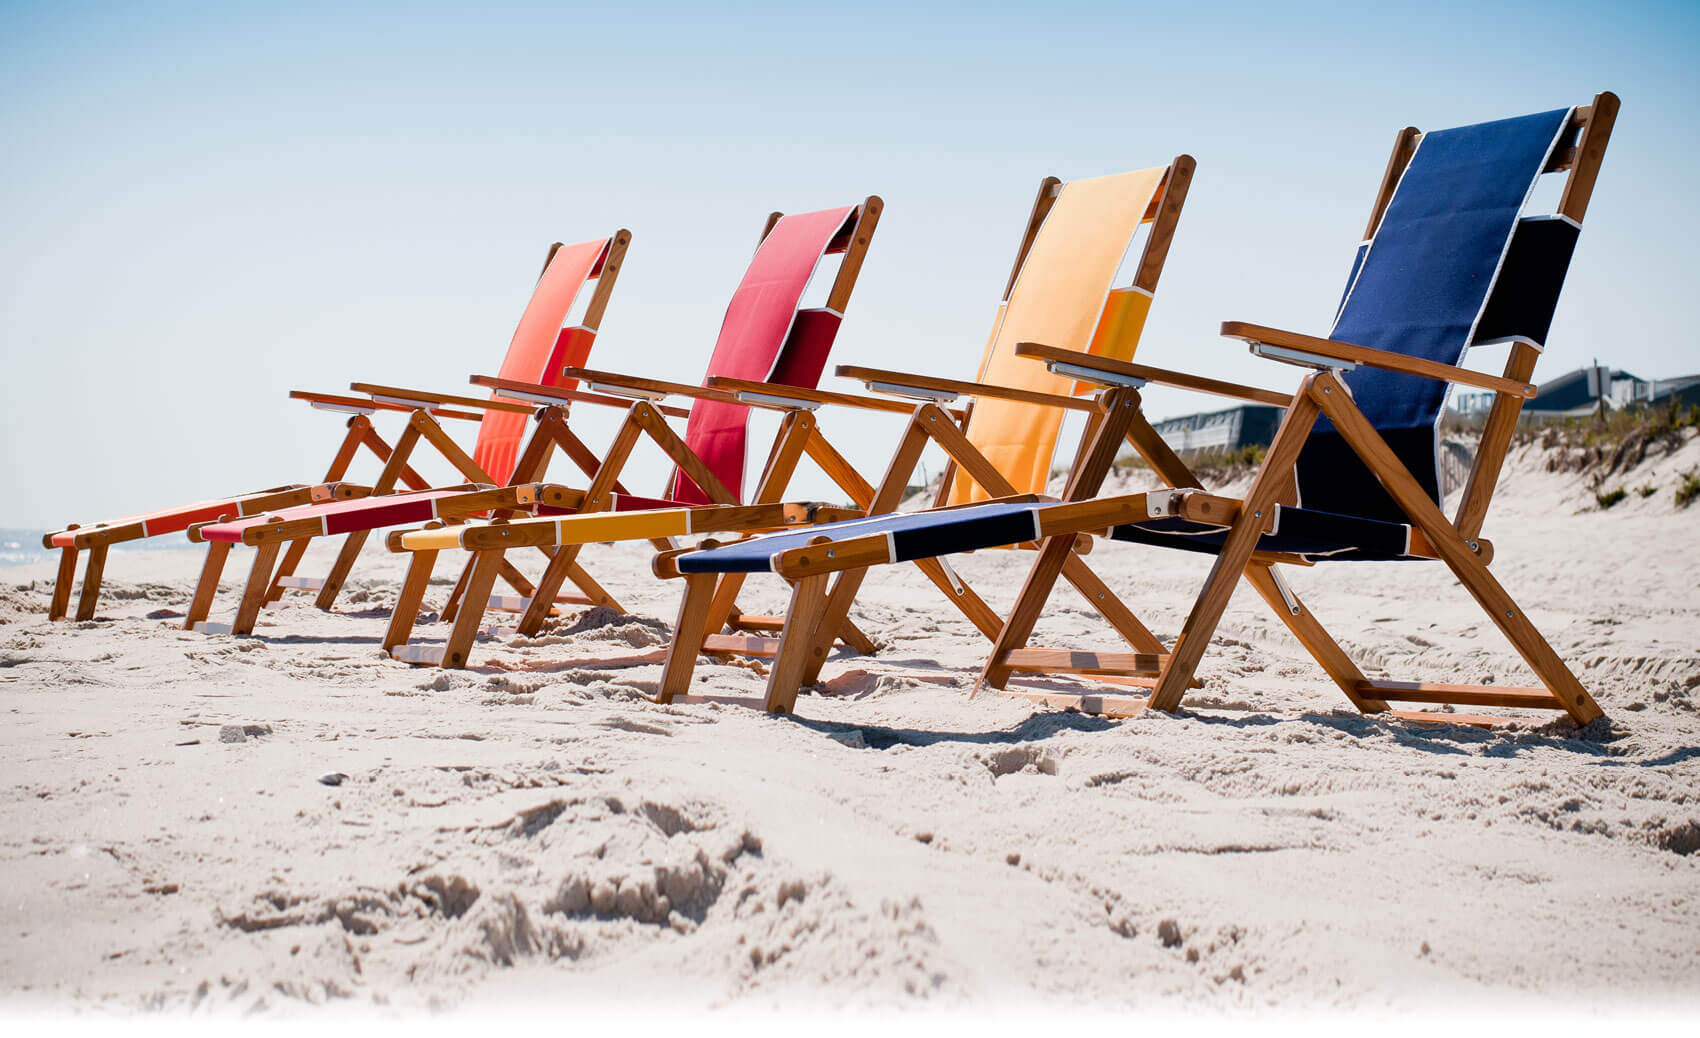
[373, 198, 889, 669]
[671, 497, 1423, 573]
[650, 93, 1619, 728]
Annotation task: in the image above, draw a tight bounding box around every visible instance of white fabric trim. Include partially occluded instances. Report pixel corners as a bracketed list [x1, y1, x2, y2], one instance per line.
[1472, 334, 1546, 352]
[310, 400, 377, 416]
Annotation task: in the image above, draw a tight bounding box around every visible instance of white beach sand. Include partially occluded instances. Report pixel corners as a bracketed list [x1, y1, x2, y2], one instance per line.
[1, 436, 1697, 1014]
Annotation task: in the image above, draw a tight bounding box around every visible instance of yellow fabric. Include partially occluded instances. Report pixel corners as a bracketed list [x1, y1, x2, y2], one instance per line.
[551, 509, 691, 545]
[396, 509, 693, 551]
[398, 525, 483, 551]
[947, 167, 1165, 506]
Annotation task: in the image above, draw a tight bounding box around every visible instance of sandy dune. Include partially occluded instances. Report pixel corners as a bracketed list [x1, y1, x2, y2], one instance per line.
[1, 438, 1697, 1013]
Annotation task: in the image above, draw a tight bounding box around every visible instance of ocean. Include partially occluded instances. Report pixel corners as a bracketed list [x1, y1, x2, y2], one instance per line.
[0, 529, 199, 568]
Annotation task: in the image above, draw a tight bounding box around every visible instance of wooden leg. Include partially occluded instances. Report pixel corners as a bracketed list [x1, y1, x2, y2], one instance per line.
[497, 559, 538, 599]
[441, 550, 504, 669]
[74, 545, 108, 621]
[184, 542, 231, 630]
[789, 412, 934, 684]
[1244, 563, 1388, 713]
[1310, 372, 1603, 725]
[657, 573, 717, 703]
[49, 547, 77, 620]
[515, 545, 586, 636]
[233, 542, 282, 636]
[1147, 385, 1323, 712]
[979, 535, 1084, 690]
[765, 574, 831, 714]
[1059, 555, 1167, 654]
[264, 538, 313, 603]
[979, 387, 1149, 689]
[384, 549, 439, 653]
[560, 558, 620, 610]
[314, 529, 372, 612]
[440, 555, 475, 623]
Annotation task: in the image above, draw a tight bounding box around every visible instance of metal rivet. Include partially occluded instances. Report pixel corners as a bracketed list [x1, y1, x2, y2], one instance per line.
[826, 550, 835, 558]
[1505, 610, 1513, 618]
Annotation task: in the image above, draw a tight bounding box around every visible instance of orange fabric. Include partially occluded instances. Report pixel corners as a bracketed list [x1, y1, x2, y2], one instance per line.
[472, 239, 610, 484]
[947, 168, 1166, 506]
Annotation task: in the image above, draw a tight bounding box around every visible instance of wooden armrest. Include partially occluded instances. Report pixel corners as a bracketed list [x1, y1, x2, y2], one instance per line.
[289, 390, 487, 423]
[1012, 344, 1294, 408]
[559, 367, 741, 406]
[347, 382, 536, 414]
[835, 365, 1098, 413]
[703, 377, 919, 415]
[1220, 322, 1536, 398]
[469, 377, 692, 419]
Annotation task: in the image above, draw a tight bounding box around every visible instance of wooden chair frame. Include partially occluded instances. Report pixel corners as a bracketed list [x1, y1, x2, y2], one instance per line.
[377, 198, 891, 668]
[175, 234, 635, 635]
[655, 158, 1196, 696]
[38, 235, 622, 623]
[653, 94, 1618, 728]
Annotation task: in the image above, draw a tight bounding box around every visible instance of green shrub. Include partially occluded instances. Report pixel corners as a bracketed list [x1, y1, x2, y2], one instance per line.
[1677, 469, 1700, 509]
[1595, 486, 1628, 509]
[1639, 483, 1658, 498]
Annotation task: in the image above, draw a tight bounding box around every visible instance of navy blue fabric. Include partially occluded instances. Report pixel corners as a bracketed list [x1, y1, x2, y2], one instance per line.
[1472, 216, 1580, 347]
[676, 501, 1042, 574]
[1109, 504, 1413, 562]
[1296, 108, 1570, 522]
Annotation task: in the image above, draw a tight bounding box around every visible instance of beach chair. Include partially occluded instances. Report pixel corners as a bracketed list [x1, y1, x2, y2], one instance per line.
[653, 94, 1618, 728]
[383, 164, 1194, 673]
[269, 198, 887, 666]
[41, 233, 625, 623]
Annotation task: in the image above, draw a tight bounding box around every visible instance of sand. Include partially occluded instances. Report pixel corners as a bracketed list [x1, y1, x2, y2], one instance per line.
[1, 435, 1697, 1015]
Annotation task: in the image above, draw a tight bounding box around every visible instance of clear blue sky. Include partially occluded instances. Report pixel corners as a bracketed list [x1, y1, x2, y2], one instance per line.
[2, 1, 1696, 527]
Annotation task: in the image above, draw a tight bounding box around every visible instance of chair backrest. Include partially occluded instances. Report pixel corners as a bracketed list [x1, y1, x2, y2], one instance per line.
[946, 160, 1193, 506]
[472, 233, 629, 484]
[669, 199, 882, 505]
[1295, 98, 1616, 523]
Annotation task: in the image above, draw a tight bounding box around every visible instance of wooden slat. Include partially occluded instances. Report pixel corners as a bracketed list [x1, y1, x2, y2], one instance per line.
[1358, 680, 1565, 710]
[578, 230, 630, 333]
[1013, 343, 1294, 407]
[997, 689, 1152, 718]
[824, 196, 882, 314]
[1220, 323, 1536, 397]
[1131, 155, 1195, 293]
[290, 390, 487, 423]
[469, 376, 692, 419]
[1557, 92, 1618, 224]
[1001, 649, 1166, 676]
[834, 365, 1097, 412]
[707, 374, 947, 415]
[347, 382, 535, 414]
[559, 367, 741, 405]
[702, 633, 782, 657]
[1002, 177, 1063, 301]
[1364, 126, 1421, 239]
[1389, 711, 1533, 730]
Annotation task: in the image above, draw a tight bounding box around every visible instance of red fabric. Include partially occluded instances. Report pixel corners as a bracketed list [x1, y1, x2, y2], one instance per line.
[670, 208, 856, 505]
[473, 239, 609, 484]
[766, 308, 843, 390]
[198, 489, 467, 543]
[49, 491, 308, 546]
